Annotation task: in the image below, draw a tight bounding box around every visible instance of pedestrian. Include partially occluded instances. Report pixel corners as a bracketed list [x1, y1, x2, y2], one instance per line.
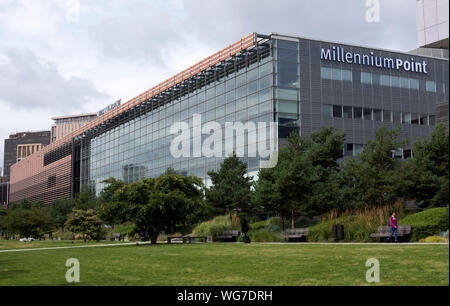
[387, 212, 398, 243]
[240, 218, 251, 243]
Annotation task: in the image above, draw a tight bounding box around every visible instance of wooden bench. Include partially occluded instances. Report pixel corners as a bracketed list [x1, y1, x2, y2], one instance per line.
[111, 233, 121, 242]
[216, 230, 240, 242]
[285, 228, 309, 242]
[167, 236, 207, 244]
[370, 225, 412, 241]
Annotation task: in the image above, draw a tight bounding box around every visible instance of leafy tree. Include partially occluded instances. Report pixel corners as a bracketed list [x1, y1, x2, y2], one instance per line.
[98, 201, 130, 228]
[100, 173, 204, 244]
[98, 178, 127, 203]
[206, 153, 253, 218]
[402, 123, 449, 207]
[9, 199, 45, 210]
[49, 199, 74, 231]
[73, 187, 99, 211]
[253, 128, 346, 230]
[342, 126, 406, 207]
[1, 208, 52, 238]
[65, 209, 104, 242]
[131, 174, 204, 244]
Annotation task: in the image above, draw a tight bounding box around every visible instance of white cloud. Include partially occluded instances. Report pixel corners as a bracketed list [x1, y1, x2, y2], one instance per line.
[0, 0, 421, 170]
[0, 48, 110, 112]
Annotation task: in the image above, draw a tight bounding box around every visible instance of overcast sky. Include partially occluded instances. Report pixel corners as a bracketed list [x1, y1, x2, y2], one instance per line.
[0, 0, 419, 174]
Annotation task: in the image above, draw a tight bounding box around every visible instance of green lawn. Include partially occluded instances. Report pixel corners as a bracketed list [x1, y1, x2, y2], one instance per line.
[0, 240, 130, 250]
[0, 243, 448, 286]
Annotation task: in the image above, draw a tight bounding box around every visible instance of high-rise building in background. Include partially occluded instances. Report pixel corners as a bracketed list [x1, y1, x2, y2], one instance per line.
[416, 0, 449, 50]
[414, 0, 449, 129]
[8, 33, 449, 205]
[3, 131, 50, 177]
[51, 113, 98, 143]
[0, 176, 9, 208]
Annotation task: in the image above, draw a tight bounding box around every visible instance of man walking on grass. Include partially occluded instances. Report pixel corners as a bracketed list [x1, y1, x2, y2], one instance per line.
[387, 212, 398, 243]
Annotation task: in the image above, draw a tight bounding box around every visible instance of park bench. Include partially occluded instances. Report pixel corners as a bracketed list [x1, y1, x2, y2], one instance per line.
[216, 230, 240, 242]
[370, 225, 412, 241]
[167, 236, 207, 244]
[111, 233, 121, 242]
[285, 228, 309, 242]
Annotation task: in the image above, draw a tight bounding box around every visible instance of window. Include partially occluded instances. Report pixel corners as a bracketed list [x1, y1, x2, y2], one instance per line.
[354, 107, 363, 119]
[277, 88, 298, 101]
[277, 100, 298, 114]
[321, 67, 332, 80]
[400, 77, 409, 89]
[402, 112, 411, 124]
[429, 115, 436, 126]
[345, 144, 354, 157]
[373, 109, 382, 121]
[372, 73, 381, 85]
[342, 70, 352, 81]
[333, 105, 342, 118]
[332, 68, 341, 81]
[278, 73, 299, 88]
[391, 76, 399, 87]
[426, 81, 436, 92]
[403, 149, 412, 159]
[343, 106, 353, 118]
[410, 79, 419, 90]
[354, 144, 364, 156]
[381, 75, 390, 86]
[363, 108, 372, 120]
[411, 113, 419, 125]
[259, 75, 272, 89]
[383, 110, 392, 122]
[419, 114, 428, 125]
[361, 72, 372, 84]
[322, 104, 332, 117]
[277, 49, 298, 62]
[393, 111, 401, 123]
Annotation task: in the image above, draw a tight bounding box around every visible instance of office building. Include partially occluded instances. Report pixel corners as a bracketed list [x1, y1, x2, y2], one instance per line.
[9, 33, 449, 205]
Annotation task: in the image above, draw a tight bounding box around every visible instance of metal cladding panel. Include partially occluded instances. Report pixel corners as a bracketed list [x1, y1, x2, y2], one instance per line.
[10, 153, 71, 205]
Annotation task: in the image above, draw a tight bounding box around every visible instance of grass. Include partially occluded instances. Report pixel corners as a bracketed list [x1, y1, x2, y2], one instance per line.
[0, 243, 448, 286]
[0, 240, 130, 250]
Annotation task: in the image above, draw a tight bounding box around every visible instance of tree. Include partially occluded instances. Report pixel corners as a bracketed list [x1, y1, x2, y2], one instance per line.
[253, 128, 346, 230]
[9, 199, 45, 210]
[402, 123, 449, 207]
[65, 209, 104, 242]
[206, 153, 253, 218]
[49, 199, 74, 231]
[100, 173, 204, 244]
[132, 174, 204, 244]
[342, 126, 406, 207]
[73, 187, 99, 211]
[2, 208, 52, 238]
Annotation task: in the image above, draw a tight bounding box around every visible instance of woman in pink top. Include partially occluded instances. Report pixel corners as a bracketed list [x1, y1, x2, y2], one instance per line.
[387, 212, 398, 243]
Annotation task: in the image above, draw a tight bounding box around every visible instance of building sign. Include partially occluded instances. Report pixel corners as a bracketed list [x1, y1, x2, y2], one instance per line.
[97, 99, 121, 117]
[320, 46, 428, 74]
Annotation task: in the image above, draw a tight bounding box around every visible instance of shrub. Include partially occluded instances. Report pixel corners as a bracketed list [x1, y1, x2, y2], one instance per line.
[399, 207, 449, 242]
[191, 214, 240, 240]
[308, 206, 398, 242]
[419, 236, 449, 243]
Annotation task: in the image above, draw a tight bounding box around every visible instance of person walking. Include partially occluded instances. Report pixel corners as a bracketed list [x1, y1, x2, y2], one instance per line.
[240, 218, 251, 243]
[387, 212, 398, 243]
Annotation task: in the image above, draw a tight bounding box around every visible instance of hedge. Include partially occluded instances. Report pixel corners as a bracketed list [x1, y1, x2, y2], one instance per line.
[399, 207, 449, 242]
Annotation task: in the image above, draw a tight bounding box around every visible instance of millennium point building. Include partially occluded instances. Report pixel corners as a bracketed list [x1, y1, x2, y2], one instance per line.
[9, 33, 449, 205]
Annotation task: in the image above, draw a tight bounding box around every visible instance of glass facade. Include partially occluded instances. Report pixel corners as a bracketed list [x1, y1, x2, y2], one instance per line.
[81, 48, 276, 193]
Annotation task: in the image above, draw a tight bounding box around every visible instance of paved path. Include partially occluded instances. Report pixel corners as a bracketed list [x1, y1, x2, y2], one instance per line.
[0, 241, 447, 253]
